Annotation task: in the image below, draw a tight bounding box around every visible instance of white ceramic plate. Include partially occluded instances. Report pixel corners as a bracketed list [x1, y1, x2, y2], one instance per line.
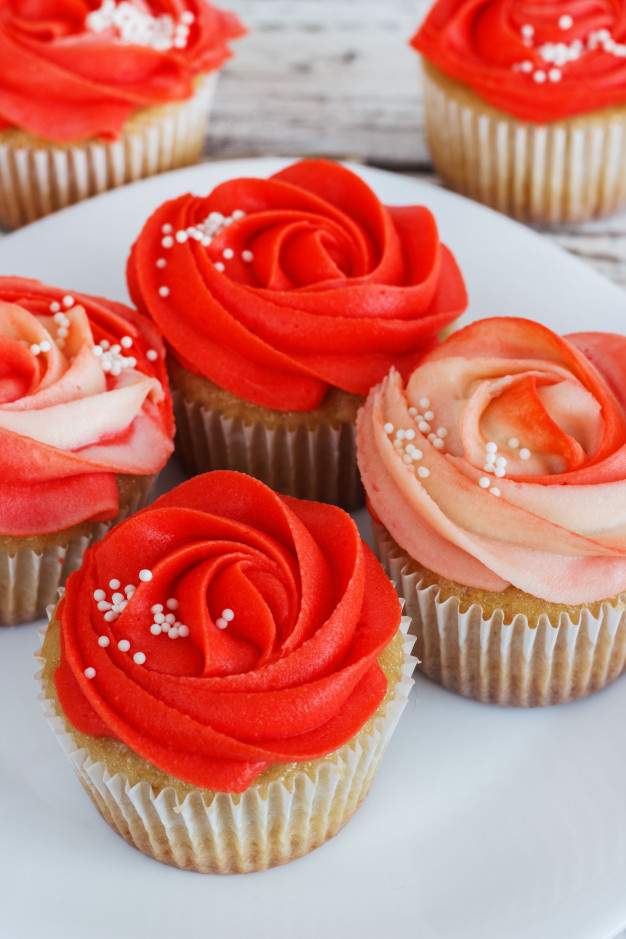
[0, 159, 625, 939]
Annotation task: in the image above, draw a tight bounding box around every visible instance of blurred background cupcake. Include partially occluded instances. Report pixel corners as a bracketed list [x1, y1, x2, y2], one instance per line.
[412, 1, 626, 223]
[0, 275, 173, 624]
[38, 470, 415, 873]
[357, 316, 626, 706]
[0, 0, 245, 229]
[127, 157, 467, 509]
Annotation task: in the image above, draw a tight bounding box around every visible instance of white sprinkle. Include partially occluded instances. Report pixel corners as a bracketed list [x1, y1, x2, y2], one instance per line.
[383, 422, 394, 434]
[133, 652, 146, 665]
[520, 60, 533, 73]
[521, 23, 534, 38]
[150, 624, 162, 636]
[160, 623, 170, 634]
[181, 11, 195, 24]
[125, 584, 136, 597]
[166, 598, 179, 610]
[104, 610, 118, 622]
[216, 618, 228, 629]
[419, 397, 430, 408]
[223, 248, 235, 260]
[162, 223, 173, 234]
[427, 433, 436, 442]
[84, 667, 96, 679]
[108, 579, 120, 590]
[168, 628, 179, 639]
[100, 339, 110, 350]
[520, 448, 531, 460]
[158, 286, 170, 297]
[411, 448, 423, 460]
[97, 600, 112, 612]
[402, 453, 413, 464]
[118, 639, 131, 652]
[424, 410, 434, 421]
[41, 339, 53, 352]
[215, 262, 225, 272]
[30, 343, 41, 356]
[98, 636, 110, 647]
[491, 488, 501, 497]
[139, 569, 153, 582]
[49, 301, 61, 313]
[395, 429, 405, 441]
[418, 421, 431, 433]
[508, 437, 520, 449]
[483, 464, 496, 473]
[479, 476, 491, 489]
[495, 456, 507, 468]
[417, 466, 430, 478]
[154, 612, 165, 624]
[548, 68, 562, 82]
[178, 624, 190, 638]
[165, 613, 176, 624]
[242, 250, 254, 263]
[559, 14, 573, 30]
[533, 70, 547, 83]
[120, 336, 133, 349]
[433, 438, 445, 450]
[151, 603, 163, 614]
[494, 466, 506, 478]
[222, 608, 234, 621]
[94, 589, 106, 601]
[175, 230, 188, 244]
[436, 427, 448, 438]
[408, 407, 418, 416]
[404, 428, 416, 441]
[156, 258, 167, 269]
[62, 295, 74, 308]
[146, 349, 158, 362]
[111, 592, 124, 604]
[486, 442, 497, 453]
[57, 327, 69, 339]
[161, 236, 174, 249]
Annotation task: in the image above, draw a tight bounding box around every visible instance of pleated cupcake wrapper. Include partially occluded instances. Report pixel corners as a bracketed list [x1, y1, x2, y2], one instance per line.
[422, 66, 626, 223]
[172, 389, 365, 511]
[0, 479, 154, 626]
[36, 619, 416, 874]
[373, 521, 626, 707]
[0, 72, 218, 230]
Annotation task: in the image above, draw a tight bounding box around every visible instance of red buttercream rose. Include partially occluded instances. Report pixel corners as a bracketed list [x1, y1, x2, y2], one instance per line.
[412, 0, 626, 123]
[0, 276, 173, 535]
[126, 159, 468, 411]
[0, 0, 245, 141]
[54, 471, 401, 792]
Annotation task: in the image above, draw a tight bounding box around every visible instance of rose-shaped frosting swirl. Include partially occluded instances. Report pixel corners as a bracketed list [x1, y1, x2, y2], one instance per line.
[412, 1, 626, 122]
[357, 317, 626, 604]
[126, 159, 468, 411]
[0, 0, 245, 141]
[0, 276, 173, 535]
[54, 471, 401, 792]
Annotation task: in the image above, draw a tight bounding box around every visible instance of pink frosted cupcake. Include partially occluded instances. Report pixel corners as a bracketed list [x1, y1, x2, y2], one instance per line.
[412, 1, 626, 222]
[0, 276, 173, 624]
[0, 0, 245, 228]
[357, 316, 626, 706]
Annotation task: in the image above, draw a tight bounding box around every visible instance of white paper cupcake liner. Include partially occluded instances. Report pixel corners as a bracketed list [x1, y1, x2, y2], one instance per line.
[0, 72, 218, 230]
[373, 521, 626, 707]
[0, 477, 154, 626]
[172, 389, 365, 510]
[422, 64, 626, 223]
[36, 619, 416, 873]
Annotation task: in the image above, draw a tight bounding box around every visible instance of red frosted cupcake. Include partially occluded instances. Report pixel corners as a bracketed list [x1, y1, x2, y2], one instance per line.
[357, 316, 626, 706]
[0, 0, 245, 229]
[0, 276, 173, 624]
[127, 158, 467, 509]
[412, 1, 626, 222]
[38, 470, 415, 873]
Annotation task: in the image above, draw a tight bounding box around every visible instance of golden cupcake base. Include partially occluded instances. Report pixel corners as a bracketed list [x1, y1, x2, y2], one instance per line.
[374, 521, 626, 707]
[422, 61, 626, 224]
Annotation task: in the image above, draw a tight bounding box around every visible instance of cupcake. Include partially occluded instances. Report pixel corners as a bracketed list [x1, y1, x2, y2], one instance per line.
[37, 470, 415, 873]
[357, 316, 626, 707]
[0, 0, 245, 230]
[0, 275, 173, 624]
[126, 158, 468, 509]
[411, 1, 626, 223]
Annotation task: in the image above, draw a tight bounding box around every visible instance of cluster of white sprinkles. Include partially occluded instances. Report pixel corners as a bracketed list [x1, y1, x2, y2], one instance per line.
[85, 0, 194, 52]
[27, 296, 76, 352]
[383, 397, 449, 479]
[513, 17, 626, 84]
[478, 438, 531, 496]
[85, 570, 189, 677]
[156, 211, 254, 292]
[216, 608, 234, 630]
